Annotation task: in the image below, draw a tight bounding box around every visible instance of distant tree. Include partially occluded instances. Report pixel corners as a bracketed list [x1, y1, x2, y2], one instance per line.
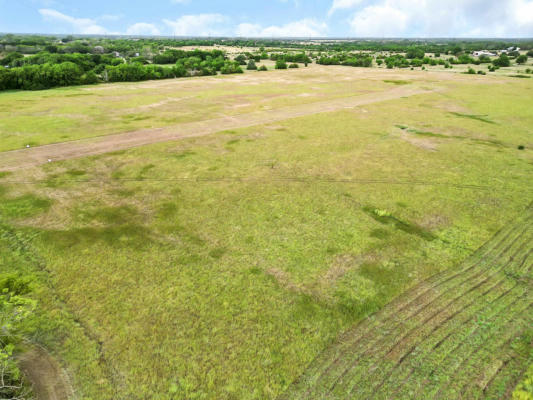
[234, 54, 247, 65]
[406, 47, 425, 59]
[527, 50, 533, 57]
[451, 45, 463, 56]
[220, 61, 243, 74]
[0, 52, 23, 66]
[288, 63, 299, 68]
[493, 54, 510, 67]
[45, 45, 58, 53]
[81, 70, 99, 84]
[258, 65, 268, 71]
[275, 59, 287, 69]
[516, 55, 528, 64]
[246, 60, 257, 70]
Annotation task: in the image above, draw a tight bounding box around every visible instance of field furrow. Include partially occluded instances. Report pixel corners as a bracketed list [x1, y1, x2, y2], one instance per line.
[280, 208, 532, 399]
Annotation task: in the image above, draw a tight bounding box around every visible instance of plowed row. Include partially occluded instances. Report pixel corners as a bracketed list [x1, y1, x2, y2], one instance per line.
[281, 208, 533, 399]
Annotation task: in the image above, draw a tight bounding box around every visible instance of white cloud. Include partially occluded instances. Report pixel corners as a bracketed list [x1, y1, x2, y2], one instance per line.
[349, 4, 407, 37]
[39, 8, 108, 34]
[236, 19, 327, 37]
[343, 0, 533, 37]
[126, 22, 161, 36]
[163, 14, 227, 36]
[328, 0, 364, 16]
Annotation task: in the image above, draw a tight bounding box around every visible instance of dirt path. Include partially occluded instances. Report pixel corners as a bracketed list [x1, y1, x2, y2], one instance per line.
[0, 86, 434, 171]
[280, 205, 533, 399]
[18, 346, 74, 400]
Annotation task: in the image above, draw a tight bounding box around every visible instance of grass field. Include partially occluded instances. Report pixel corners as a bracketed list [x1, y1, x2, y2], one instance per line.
[0, 65, 532, 399]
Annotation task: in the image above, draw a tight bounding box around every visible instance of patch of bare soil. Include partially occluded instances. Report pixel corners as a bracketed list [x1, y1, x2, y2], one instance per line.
[399, 131, 438, 151]
[0, 85, 436, 171]
[18, 346, 74, 400]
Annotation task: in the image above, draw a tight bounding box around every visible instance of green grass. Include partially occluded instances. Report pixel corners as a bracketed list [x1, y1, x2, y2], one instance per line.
[282, 211, 533, 399]
[0, 69, 532, 399]
[0, 68, 392, 152]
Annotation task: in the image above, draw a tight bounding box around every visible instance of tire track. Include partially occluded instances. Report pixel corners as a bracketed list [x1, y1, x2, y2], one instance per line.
[289, 219, 526, 398]
[280, 207, 532, 399]
[0, 86, 434, 171]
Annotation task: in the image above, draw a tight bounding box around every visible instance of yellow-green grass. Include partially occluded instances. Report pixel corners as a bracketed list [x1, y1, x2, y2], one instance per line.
[0, 66, 401, 152]
[0, 69, 532, 399]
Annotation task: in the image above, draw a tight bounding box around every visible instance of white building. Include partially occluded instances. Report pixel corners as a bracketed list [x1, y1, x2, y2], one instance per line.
[472, 51, 496, 57]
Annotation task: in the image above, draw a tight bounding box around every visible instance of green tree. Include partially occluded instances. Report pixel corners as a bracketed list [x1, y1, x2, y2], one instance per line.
[275, 59, 287, 69]
[493, 54, 510, 67]
[406, 47, 425, 59]
[516, 55, 528, 64]
[234, 54, 247, 65]
[246, 60, 257, 70]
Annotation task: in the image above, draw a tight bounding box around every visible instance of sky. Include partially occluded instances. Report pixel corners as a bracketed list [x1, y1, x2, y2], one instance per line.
[1, 0, 533, 38]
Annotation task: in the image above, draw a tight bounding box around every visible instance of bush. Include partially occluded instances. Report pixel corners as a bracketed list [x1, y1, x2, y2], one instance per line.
[493, 54, 510, 67]
[81, 70, 99, 84]
[0, 274, 36, 399]
[275, 60, 287, 69]
[234, 54, 247, 65]
[258, 65, 268, 71]
[220, 61, 243, 74]
[246, 60, 257, 70]
[516, 55, 528, 64]
[466, 67, 476, 74]
[406, 47, 425, 59]
[288, 63, 299, 68]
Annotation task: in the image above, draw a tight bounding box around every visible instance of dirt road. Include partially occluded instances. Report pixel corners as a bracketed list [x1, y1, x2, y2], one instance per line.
[18, 346, 74, 400]
[0, 86, 434, 171]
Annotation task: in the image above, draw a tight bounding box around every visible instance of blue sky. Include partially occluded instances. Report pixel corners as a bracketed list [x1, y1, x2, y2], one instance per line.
[1, 0, 533, 38]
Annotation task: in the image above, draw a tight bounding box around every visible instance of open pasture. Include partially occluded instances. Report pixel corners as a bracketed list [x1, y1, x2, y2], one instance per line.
[1, 65, 532, 399]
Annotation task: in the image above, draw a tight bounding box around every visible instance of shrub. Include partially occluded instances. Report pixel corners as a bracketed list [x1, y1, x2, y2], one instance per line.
[246, 60, 257, 70]
[516, 55, 528, 64]
[0, 274, 36, 399]
[288, 63, 299, 68]
[493, 54, 510, 67]
[234, 54, 247, 65]
[275, 60, 287, 69]
[258, 65, 268, 71]
[220, 61, 243, 74]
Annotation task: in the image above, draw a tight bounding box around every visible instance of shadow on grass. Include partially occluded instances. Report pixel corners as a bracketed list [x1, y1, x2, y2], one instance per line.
[363, 206, 437, 241]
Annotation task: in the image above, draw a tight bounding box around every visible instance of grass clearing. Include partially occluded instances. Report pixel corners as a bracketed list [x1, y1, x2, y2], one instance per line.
[0, 67, 532, 399]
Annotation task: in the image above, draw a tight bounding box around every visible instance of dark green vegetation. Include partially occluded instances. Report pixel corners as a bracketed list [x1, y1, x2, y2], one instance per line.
[2, 35, 533, 91]
[281, 207, 533, 399]
[0, 271, 35, 398]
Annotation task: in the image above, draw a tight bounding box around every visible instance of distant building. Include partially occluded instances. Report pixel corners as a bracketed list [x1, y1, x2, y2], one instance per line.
[93, 46, 105, 54]
[473, 51, 496, 57]
[112, 51, 121, 58]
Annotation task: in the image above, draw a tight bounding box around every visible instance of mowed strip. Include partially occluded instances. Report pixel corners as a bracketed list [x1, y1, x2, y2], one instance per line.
[0, 86, 434, 171]
[280, 205, 533, 400]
